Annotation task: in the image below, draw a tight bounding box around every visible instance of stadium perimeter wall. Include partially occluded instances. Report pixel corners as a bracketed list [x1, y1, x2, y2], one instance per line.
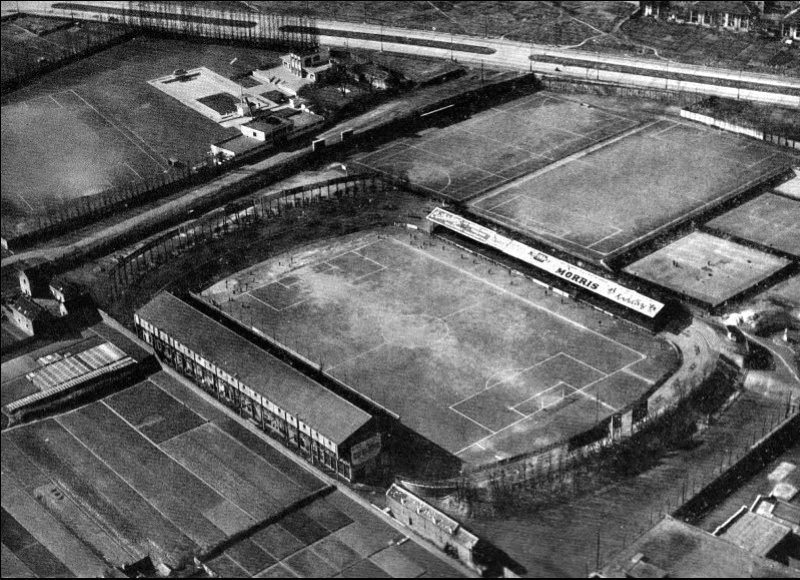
[680, 109, 799, 151]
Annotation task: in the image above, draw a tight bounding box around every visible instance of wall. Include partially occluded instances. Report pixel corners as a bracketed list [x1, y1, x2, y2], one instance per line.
[680, 109, 799, 150]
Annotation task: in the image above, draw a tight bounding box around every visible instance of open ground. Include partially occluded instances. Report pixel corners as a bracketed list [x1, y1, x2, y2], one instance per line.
[469, 119, 793, 263]
[705, 193, 800, 258]
[1, 369, 466, 578]
[1, 36, 284, 228]
[352, 92, 638, 202]
[203, 228, 677, 465]
[624, 231, 793, 307]
[1, 371, 324, 571]
[1, 89, 165, 224]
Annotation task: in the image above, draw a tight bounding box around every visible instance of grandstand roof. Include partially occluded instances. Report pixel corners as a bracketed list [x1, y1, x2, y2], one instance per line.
[136, 293, 371, 445]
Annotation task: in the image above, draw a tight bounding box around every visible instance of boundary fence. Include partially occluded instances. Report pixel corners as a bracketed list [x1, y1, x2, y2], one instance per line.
[106, 173, 388, 294]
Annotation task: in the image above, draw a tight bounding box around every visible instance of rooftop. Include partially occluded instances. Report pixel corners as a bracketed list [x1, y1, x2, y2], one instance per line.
[693, 1, 754, 16]
[387, 484, 478, 547]
[594, 516, 797, 578]
[11, 295, 47, 320]
[212, 133, 264, 155]
[243, 116, 292, 134]
[135, 293, 372, 445]
[716, 509, 792, 557]
[290, 110, 325, 131]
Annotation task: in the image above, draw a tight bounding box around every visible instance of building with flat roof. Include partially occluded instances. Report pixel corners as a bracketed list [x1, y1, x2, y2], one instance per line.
[591, 516, 798, 578]
[134, 292, 380, 481]
[386, 484, 519, 577]
[280, 47, 334, 82]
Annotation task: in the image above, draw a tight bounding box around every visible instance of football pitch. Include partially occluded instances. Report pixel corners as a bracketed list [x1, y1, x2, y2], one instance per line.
[205, 229, 677, 465]
[469, 119, 793, 263]
[351, 92, 638, 202]
[1, 89, 165, 223]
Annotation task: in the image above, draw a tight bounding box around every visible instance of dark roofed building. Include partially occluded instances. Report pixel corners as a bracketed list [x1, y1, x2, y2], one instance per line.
[15, 256, 52, 298]
[784, 8, 800, 39]
[240, 116, 293, 143]
[690, 1, 758, 30]
[134, 292, 380, 481]
[7, 294, 50, 336]
[260, 89, 289, 104]
[592, 516, 798, 578]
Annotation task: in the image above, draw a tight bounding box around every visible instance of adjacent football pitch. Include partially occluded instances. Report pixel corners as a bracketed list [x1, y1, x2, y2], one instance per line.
[2, 37, 282, 227]
[624, 231, 792, 307]
[705, 193, 800, 258]
[469, 119, 793, 263]
[352, 92, 638, 202]
[1, 89, 165, 223]
[205, 228, 677, 465]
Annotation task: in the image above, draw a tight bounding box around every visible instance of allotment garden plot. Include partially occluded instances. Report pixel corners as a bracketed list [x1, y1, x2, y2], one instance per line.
[351, 92, 638, 202]
[204, 229, 677, 465]
[469, 119, 793, 264]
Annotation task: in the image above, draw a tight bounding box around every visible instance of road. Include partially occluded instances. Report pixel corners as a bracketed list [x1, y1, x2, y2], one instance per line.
[9, 1, 800, 107]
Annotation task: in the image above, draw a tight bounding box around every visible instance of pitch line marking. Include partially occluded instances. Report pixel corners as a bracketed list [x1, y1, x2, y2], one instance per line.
[474, 120, 660, 209]
[452, 352, 566, 409]
[512, 381, 573, 411]
[575, 389, 618, 413]
[70, 90, 169, 170]
[620, 367, 655, 385]
[327, 342, 388, 372]
[559, 352, 610, 380]
[123, 161, 143, 180]
[395, 237, 645, 359]
[16, 193, 35, 212]
[244, 292, 279, 312]
[450, 407, 495, 436]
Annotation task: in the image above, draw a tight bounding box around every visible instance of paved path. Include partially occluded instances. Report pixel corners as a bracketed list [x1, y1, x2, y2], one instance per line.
[9, 1, 800, 106]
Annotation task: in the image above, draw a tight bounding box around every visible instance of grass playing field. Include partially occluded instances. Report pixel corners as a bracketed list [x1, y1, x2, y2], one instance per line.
[1, 37, 284, 229]
[624, 231, 793, 307]
[1, 89, 165, 224]
[469, 119, 793, 264]
[204, 227, 677, 465]
[705, 193, 800, 258]
[351, 92, 637, 203]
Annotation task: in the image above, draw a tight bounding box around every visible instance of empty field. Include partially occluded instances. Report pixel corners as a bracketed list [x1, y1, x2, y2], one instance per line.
[624, 232, 792, 307]
[206, 229, 677, 464]
[469, 120, 793, 263]
[706, 193, 800, 258]
[352, 93, 637, 202]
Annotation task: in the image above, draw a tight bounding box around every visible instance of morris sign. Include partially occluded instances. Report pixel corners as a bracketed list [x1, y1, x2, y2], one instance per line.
[427, 208, 664, 318]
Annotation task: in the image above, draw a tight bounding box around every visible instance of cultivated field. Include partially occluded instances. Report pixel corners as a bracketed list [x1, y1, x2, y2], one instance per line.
[706, 193, 800, 258]
[352, 92, 637, 202]
[624, 232, 792, 307]
[204, 228, 677, 465]
[469, 119, 793, 263]
[1, 369, 465, 578]
[1, 371, 325, 570]
[1, 37, 283, 226]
